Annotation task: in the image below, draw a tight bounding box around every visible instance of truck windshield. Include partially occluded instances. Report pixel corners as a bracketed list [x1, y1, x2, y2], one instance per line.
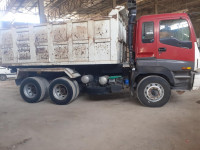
[159, 19, 192, 49]
[160, 19, 190, 41]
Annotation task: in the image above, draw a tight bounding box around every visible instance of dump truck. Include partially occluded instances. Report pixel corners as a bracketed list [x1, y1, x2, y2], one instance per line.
[0, 1, 200, 107]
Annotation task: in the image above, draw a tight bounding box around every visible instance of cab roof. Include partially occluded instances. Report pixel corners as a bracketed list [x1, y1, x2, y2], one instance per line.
[138, 13, 189, 21]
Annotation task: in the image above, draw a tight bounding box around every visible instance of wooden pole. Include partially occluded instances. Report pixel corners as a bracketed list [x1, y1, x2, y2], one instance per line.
[155, 0, 158, 14]
[113, 0, 116, 8]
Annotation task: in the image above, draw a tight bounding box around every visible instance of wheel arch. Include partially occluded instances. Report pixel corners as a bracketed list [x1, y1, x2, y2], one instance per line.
[133, 66, 175, 87]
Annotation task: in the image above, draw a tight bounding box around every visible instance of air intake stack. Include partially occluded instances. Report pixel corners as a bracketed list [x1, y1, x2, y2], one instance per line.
[127, 0, 137, 65]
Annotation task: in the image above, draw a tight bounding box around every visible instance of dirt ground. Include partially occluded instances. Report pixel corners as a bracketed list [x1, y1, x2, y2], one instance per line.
[0, 80, 200, 150]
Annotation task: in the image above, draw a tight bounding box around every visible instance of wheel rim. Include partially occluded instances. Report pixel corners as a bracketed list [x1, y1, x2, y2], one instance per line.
[144, 83, 164, 102]
[24, 84, 37, 98]
[53, 84, 68, 101]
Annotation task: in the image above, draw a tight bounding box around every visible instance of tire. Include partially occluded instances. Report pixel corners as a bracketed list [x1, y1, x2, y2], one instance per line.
[37, 77, 49, 99]
[72, 80, 80, 99]
[20, 77, 46, 103]
[136, 76, 171, 107]
[49, 77, 76, 105]
[0, 75, 7, 81]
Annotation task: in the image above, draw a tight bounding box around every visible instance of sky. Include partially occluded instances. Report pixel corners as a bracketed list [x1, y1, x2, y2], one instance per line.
[0, 12, 40, 23]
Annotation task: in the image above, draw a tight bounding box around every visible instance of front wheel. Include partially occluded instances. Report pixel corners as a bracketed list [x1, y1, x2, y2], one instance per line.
[136, 76, 171, 107]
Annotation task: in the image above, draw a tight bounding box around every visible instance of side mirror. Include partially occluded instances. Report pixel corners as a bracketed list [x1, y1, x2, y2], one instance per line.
[197, 38, 200, 48]
[197, 41, 200, 49]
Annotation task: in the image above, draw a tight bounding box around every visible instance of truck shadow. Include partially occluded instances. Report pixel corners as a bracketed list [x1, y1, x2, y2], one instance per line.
[84, 91, 141, 106]
[84, 91, 182, 107]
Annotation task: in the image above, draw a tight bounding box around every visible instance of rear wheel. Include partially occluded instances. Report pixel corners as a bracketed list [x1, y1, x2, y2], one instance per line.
[37, 77, 49, 98]
[49, 77, 76, 105]
[20, 77, 46, 103]
[73, 80, 80, 99]
[0, 75, 7, 81]
[136, 76, 171, 107]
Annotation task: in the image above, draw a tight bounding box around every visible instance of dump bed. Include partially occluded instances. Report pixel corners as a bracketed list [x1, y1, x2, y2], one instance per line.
[0, 9, 126, 67]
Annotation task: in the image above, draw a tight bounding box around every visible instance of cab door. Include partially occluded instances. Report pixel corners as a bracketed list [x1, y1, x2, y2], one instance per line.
[156, 17, 195, 67]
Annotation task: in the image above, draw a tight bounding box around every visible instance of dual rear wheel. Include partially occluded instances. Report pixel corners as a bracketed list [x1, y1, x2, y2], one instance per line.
[20, 77, 48, 103]
[49, 78, 80, 105]
[20, 77, 79, 105]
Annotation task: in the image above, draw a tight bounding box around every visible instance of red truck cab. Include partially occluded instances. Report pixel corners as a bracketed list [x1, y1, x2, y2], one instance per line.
[135, 13, 197, 63]
[131, 13, 200, 106]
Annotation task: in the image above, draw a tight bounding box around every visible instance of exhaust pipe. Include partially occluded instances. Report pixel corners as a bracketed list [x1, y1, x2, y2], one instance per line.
[127, 0, 137, 64]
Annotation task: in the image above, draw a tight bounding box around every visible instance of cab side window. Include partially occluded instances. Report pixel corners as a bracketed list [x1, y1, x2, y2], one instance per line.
[159, 19, 192, 49]
[142, 22, 154, 43]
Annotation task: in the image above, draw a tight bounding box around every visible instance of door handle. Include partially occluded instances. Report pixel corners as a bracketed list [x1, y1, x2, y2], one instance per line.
[158, 48, 167, 52]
